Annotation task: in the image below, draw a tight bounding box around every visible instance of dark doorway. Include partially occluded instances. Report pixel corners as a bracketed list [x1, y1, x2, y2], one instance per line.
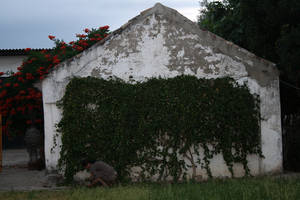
[281, 80, 300, 172]
[282, 114, 300, 172]
[2, 133, 25, 149]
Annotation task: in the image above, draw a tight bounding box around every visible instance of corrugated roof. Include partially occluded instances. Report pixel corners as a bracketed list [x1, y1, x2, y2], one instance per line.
[0, 48, 51, 56]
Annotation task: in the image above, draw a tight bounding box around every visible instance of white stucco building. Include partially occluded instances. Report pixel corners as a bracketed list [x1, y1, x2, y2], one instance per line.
[42, 3, 282, 178]
[0, 49, 50, 77]
[0, 50, 28, 76]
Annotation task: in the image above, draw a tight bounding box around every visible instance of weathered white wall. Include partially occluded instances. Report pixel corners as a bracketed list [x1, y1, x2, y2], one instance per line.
[42, 3, 282, 178]
[0, 56, 27, 76]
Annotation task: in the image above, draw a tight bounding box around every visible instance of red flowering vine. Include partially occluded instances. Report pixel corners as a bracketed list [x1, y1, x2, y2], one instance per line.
[0, 25, 110, 137]
[48, 35, 55, 40]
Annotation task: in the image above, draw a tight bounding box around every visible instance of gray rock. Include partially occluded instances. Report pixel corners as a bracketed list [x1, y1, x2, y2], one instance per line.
[73, 170, 91, 185]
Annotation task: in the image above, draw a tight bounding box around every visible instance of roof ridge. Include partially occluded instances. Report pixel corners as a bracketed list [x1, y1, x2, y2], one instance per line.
[104, 3, 276, 69]
[42, 3, 277, 77]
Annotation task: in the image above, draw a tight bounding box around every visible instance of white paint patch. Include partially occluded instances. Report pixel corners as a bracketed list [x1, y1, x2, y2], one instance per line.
[245, 60, 254, 66]
[183, 67, 194, 76]
[92, 14, 180, 82]
[195, 53, 248, 80]
[178, 32, 199, 40]
[205, 54, 222, 62]
[236, 77, 260, 95]
[177, 48, 185, 58]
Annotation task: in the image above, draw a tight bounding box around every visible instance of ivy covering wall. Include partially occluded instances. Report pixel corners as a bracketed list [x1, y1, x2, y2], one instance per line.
[57, 76, 262, 182]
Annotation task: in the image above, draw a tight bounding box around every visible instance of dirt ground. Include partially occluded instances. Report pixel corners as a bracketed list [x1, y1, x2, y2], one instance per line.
[0, 149, 65, 191]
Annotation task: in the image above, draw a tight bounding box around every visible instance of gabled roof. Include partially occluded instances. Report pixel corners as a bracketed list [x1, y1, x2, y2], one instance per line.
[0, 48, 51, 56]
[44, 3, 278, 88]
[93, 3, 276, 69]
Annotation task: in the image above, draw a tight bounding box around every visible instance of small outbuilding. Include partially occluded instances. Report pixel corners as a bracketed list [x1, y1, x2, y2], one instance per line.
[42, 3, 282, 178]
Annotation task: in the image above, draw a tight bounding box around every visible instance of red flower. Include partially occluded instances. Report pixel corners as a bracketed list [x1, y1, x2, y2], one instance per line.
[6, 98, 12, 104]
[0, 72, 4, 76]
[2, 111, 7, 116]
[10, 109, 16, 115]
[60, 43, 66, 51]
[48, 35, 56, 40]
[76, 46, 83, 51]
[26, 120, 32, 125]
[28, 105, 34, 111]
[25, 48, 31, 52]
[100, 25, 109, 30]
[35, 119, 42, 123]
[0, 91, 7, 98]
[84, 28, 90, 33]
[26, 73, 34, 80]
[5, 83, 11, 87]
[79, 40, 89, 46]
[17, 66, 23, 71]
[69, 41, 74, 45]
[19, 90, 26, 95]
[17, 107, 23, 112]
[53, 55, 60, 64]
[13, 72, 22, 77]
[13, 83, 19, 87]
[35, 92, 42, 98]
[76, 34, 87, 38]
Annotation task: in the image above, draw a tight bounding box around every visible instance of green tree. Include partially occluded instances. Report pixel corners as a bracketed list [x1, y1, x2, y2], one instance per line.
[198, 0, 300, 114]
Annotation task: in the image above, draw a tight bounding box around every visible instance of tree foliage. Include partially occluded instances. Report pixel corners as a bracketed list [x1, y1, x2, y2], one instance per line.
[198, 0, 300, 114]
[0, 26, 110, 138]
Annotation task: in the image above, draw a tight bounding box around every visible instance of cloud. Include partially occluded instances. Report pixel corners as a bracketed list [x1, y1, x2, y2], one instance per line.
[177, 7, 200, 22]
[0, 0, 200, 48]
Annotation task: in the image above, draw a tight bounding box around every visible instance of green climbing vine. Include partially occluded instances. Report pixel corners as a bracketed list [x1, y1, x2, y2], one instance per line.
[57, 75, 262, 183]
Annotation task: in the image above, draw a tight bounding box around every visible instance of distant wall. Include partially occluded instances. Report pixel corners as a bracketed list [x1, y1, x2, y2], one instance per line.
[0, 56, 27, 76]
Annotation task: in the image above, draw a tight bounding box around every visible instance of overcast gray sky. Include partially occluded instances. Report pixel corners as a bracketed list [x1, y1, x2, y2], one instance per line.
[0, 1, 201, 49]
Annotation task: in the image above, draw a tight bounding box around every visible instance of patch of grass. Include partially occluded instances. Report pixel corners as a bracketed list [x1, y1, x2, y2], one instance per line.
[0, 177, 299, 200]
[149, 177, 300, 200]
